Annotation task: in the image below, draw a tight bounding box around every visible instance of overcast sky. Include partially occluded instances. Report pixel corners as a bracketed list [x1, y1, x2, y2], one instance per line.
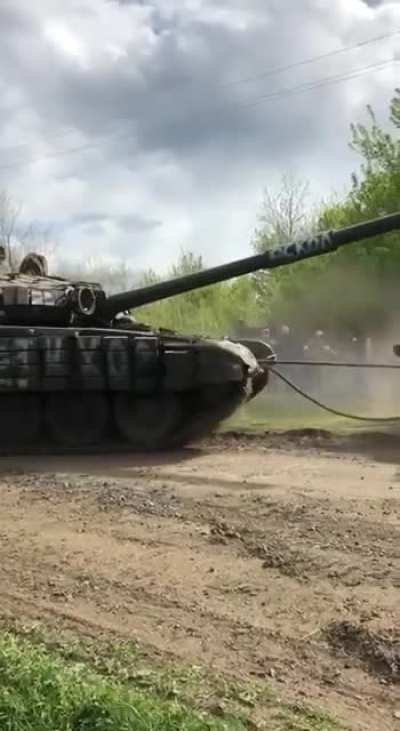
[0, 0, 399, 273]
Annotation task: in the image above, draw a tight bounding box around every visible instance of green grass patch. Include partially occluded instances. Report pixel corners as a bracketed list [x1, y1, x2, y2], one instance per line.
[0, 632, 245, 731]
[223, 386, 400, 438]
[0, 621, 344, 731]
[224, 393, 351, 434]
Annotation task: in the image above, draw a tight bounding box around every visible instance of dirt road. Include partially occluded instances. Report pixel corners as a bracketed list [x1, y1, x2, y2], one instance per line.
[0, 429, 399, 730]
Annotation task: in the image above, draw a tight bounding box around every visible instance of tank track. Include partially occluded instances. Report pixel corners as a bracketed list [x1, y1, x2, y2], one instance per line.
[0, 326, 269, 453]
[0, 381, 249, 453]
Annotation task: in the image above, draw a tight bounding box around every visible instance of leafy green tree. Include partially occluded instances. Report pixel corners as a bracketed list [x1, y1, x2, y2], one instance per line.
[129, 90, 400, 340]
[253, 89, 400, 337]
[134, 248, 265, 337]
[252, 174, 320, 325]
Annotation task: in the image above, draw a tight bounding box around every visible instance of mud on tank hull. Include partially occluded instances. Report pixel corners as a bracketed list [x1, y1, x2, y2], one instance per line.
[0, 326, 270, 450]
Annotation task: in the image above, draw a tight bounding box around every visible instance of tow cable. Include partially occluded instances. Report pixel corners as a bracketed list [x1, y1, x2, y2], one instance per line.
[260, 358, 400, 423]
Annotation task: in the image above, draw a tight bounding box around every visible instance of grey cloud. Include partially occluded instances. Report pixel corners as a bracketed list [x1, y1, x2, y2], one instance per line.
[72, 212, 161, 232]
[0, 4, 392, 158]
[0, 3, 361, 153]
[0, 0, 399, 270]
[117, 214, 162, 233]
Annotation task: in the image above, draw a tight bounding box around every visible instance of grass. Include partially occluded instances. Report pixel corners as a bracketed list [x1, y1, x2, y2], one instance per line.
[224, 392, 351, 434]
[0, 632, 245, 731]
[0, 620, 344, 731]
[223, 378, 400, 437]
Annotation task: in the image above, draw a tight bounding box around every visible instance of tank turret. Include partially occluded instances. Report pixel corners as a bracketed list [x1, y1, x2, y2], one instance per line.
[0, 210, 398, 452]
[0, 254, 106, 326]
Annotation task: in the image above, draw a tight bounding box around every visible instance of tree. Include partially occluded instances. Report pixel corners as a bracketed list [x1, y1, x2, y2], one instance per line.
[250, 89, 400, 337]
[316, 88, 400, 333]
[251, 173, 321, 321]
[58, 257, 140, 294]
[134, 248, 265, 337]
[253, 173, 316, 251]
[0, 189, 57, 269]
[0, 190, 20, 268]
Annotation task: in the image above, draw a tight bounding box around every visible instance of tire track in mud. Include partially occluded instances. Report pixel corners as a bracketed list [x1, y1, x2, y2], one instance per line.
[95, 476, 400, 589]
[0, 438, 399, 730]
[5, 466, 400, 589]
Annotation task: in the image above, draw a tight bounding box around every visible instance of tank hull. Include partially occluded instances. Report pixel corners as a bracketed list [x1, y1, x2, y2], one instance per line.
[0, 325, 269, 450]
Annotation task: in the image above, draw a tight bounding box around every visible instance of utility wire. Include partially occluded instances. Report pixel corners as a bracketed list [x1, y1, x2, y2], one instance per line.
[224, 28, 400, 87]
[242, 58, 397, 108]
[0, 127, 85, 156]
[0, 129, 137, 172]
[0, 27, 398, 158]
[0, 57, 396, 174]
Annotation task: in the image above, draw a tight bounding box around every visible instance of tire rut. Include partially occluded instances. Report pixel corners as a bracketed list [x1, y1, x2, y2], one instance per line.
[0, 441, 399, 731]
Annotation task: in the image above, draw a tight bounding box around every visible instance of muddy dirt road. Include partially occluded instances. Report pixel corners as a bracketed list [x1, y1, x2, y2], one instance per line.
[0, 430, 399, 730]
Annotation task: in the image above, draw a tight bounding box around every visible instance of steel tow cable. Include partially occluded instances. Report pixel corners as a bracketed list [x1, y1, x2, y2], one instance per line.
[259, 358, 400, 422]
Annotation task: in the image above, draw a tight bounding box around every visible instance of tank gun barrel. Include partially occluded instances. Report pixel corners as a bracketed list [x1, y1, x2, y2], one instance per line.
[101, 211, 400, 319]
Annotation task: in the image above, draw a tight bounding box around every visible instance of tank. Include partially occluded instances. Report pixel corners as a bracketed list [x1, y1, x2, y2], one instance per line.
[0, 210, 399, 450]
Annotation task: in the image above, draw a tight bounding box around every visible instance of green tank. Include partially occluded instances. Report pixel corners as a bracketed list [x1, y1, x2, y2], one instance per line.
[0, 210, 399, 450]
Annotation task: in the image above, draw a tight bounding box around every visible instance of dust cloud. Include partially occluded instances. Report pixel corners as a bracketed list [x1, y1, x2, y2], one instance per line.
[248, 327, 400, 425]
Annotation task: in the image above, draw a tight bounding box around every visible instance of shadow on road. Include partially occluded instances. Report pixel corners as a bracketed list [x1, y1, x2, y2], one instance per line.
[0, 445, 204, 478]
[213, 427, 400, 470]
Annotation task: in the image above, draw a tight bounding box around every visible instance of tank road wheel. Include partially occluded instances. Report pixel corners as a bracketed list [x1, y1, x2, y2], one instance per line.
[44, 392, 109, 447]
[0, 394, 41, 447]
[113, 393, 184, 450]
